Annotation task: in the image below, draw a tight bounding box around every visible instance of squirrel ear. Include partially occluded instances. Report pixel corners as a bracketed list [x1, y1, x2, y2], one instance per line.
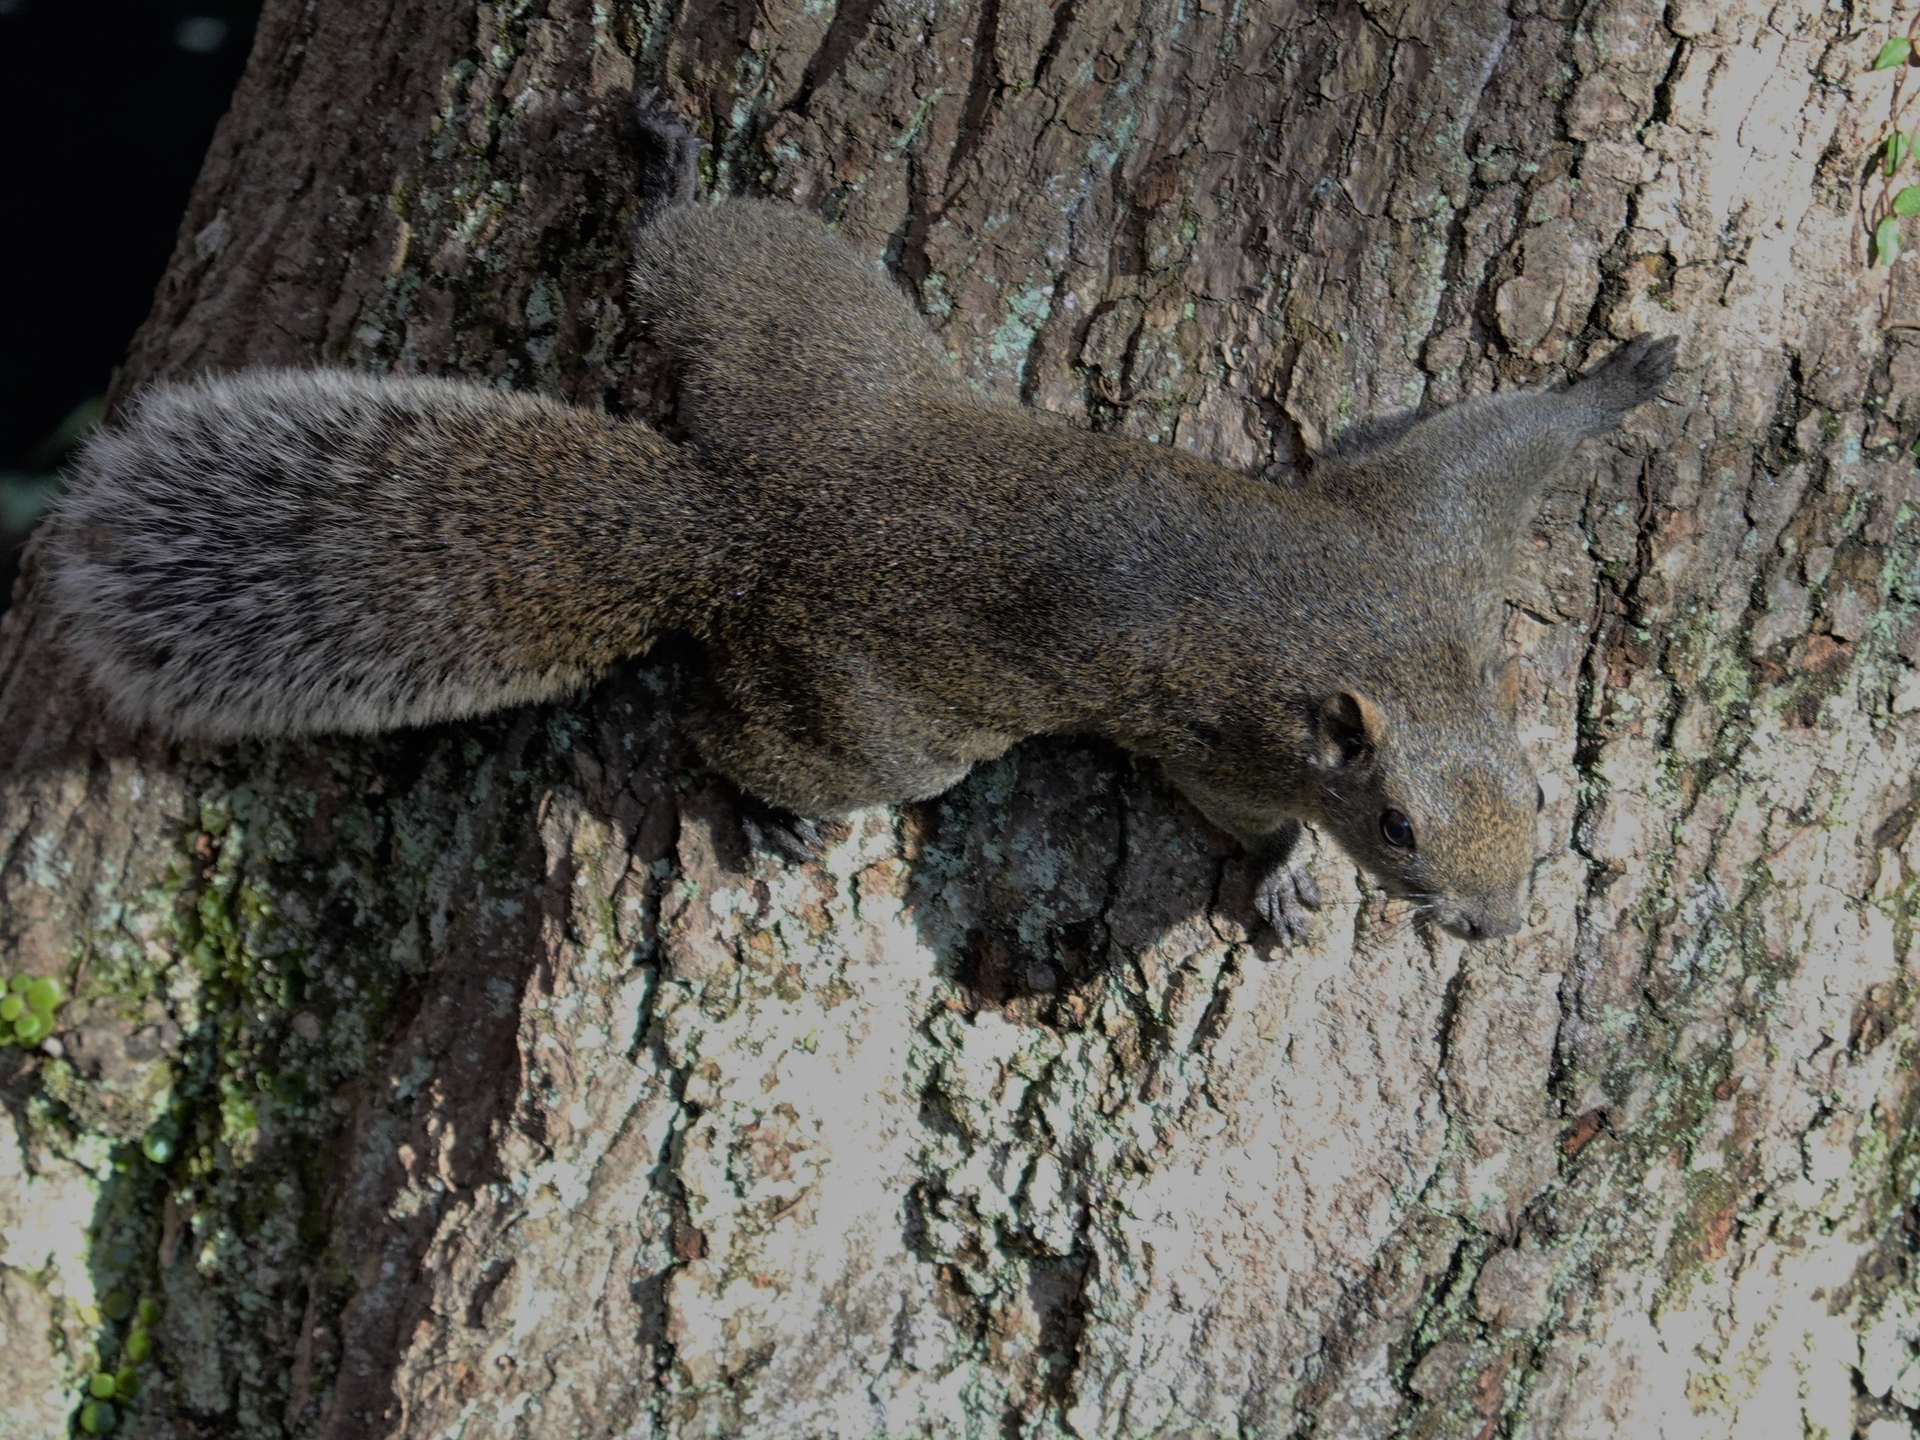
[1316, 690, 1386, 767]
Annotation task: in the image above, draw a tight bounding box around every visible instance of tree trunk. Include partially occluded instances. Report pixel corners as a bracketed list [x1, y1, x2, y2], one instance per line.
[4, 1, 1920, 1435]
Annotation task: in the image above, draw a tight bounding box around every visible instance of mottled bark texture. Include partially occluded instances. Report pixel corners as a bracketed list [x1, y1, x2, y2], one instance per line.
[3, 0, 1920, 1435]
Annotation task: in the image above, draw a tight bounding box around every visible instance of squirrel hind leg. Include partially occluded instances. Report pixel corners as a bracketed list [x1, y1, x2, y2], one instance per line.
[734, 794, 852, 864]
[628, 87, 703, 209]
[1571, 333, 1678, 428]
[685, 668, 977, 818]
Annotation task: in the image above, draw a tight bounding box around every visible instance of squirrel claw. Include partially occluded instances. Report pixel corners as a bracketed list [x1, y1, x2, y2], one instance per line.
[738, 799, 845, 865]
[1253, 859, 1321, 946]
[1579, 333, 1678, 416]
[629, 86, 704, 208]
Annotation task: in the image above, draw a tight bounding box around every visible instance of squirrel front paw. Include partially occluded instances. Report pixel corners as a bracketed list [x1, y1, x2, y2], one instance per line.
[1253, 858, 1322, 946]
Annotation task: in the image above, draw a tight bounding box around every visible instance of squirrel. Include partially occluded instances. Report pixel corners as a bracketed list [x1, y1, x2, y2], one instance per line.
[41, 92, 1676, 943]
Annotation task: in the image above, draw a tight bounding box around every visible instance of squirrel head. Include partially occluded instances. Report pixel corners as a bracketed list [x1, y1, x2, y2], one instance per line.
[1151, 651, 1542, 940]
[1306, 677, 1539, 940]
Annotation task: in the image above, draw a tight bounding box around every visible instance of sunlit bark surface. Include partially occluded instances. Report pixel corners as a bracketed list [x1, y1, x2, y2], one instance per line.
[4, 1, 1920, 1436]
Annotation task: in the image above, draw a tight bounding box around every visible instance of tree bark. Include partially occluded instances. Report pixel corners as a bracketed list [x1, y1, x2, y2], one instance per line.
[4, 0, 1920, 1436]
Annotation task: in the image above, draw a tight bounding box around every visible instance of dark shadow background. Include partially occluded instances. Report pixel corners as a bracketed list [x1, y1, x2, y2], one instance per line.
[0, 0, 262, 610]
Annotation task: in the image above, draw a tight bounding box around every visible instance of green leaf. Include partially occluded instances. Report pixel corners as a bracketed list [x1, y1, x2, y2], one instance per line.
[1877, 214, 1903, 266]
[1875, 36, 1913, 70]
[1888, 131, 1913, 176]
[1896, 186, 1920, 216]
[11, 1009, 50, 1044]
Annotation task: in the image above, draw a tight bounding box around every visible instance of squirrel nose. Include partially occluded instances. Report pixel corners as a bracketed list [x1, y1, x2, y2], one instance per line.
[1468, 907, 1524, 940]
[1438, 902, 1523, 942]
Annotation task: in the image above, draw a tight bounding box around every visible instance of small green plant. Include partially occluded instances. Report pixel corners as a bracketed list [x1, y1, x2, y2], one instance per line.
[1868, 24, 1920, 266]
[76, 1295, 162, 1434]
[0, 972, 62, 1046]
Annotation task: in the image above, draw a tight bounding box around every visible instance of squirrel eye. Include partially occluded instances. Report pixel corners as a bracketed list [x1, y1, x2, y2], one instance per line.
[1535, 781, 1546, 813]
[1380, 809, 1415, 849]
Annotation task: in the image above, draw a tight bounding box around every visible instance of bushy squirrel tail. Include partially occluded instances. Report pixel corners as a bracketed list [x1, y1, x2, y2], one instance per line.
[44, 369, 733, 740]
